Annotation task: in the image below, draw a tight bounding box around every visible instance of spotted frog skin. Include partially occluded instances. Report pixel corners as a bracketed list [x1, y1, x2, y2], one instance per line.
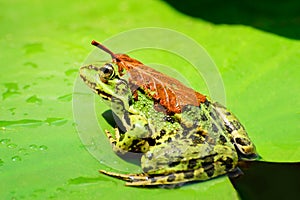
[79, 41, 258, 187]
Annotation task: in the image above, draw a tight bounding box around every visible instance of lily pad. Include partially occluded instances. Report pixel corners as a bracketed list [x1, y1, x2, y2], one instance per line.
[0, 0, 299, 199]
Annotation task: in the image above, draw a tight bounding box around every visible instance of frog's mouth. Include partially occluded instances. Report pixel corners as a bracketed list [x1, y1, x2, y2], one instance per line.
[96, 89, 112, 100]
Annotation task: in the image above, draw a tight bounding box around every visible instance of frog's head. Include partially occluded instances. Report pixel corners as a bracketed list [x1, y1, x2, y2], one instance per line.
[80, 41, 134, 101]
[80, 62, 125, 100]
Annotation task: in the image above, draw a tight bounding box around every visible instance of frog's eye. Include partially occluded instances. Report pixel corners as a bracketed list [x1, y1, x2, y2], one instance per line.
[99, 63, 115, 82]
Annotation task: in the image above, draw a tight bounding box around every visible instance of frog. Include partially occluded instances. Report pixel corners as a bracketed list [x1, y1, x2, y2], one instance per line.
[79, 40, 259, 187]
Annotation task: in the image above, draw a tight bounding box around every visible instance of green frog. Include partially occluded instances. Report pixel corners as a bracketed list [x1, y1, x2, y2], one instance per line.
[79, 40, 259, 187]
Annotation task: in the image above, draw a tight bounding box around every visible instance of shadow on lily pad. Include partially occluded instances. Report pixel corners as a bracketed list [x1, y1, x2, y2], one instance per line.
[231, 161, 300, 199]
[163, 0, 300, 40]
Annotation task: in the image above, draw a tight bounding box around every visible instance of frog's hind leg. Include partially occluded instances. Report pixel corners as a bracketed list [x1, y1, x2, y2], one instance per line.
[100, 167, 224, 187]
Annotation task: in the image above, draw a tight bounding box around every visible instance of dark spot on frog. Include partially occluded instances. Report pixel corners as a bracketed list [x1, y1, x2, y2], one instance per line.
[189, 135, 204, 145]
[131, 124, 136, 129]
[131, 139, 139, 147]
[195, 129, 205, 136]
[123, 111, 131, 126]
[167, 137, 172, 143]
[209, 111, 217, 120]
[201, 113, 208, 121]
[204, 165, 215, 177]
[150, 177, 157, 183]
[201, 161, 213, 170]
[183, 171, 194, 179]
[175, 134, 180, 139]
[156, 129, 166, 140]
[188, 159, 198, 169]
[231, 120, 241, 130]
[181, 127, 192, 137]
[212, 123, 219, 133]
[128, 96, 134, 105]
[235, 137, 251, 146]
[156, 142, 161, 145]
[204, 99, 210, 107]
[202, 153, 217, 166]
[225, 124, 233, 133]
[147, 138, 156, 146]
[220, 157, 234, 171]
[168, 161, 180, 167]
[167, 174, 176, 182]
[146, 152, 153, 160]
[219, 135, 227, 144]
[225, 111, 231, 116]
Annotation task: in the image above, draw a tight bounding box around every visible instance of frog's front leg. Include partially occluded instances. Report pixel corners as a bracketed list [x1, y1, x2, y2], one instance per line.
[106, 114, 152, 153]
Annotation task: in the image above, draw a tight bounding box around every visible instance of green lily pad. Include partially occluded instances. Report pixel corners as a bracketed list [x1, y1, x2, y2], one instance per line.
[0, 0, 299, 199]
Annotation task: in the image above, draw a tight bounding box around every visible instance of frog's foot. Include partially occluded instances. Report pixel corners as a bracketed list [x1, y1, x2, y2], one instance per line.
[104, 129, 119, 145]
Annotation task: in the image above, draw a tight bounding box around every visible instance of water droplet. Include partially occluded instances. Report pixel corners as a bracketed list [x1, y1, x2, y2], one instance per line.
[7, 143, 17, 149]
[2, 83, 20, 100]
[23, 62, 38, 68]
[71, 122, 78, 127]
[26, 95, 42, 104]
[8, 108, 16, 115]
[18, 148, 27, 154]
[29, 144, 38, 150]
[39, 145, 48, 151]
[0, 138, 11, 144]
[11, 156, 22, 162]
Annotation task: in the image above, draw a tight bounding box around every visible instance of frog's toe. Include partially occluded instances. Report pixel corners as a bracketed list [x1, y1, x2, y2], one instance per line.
[104, 130, 116, 145]
[99, 170, 148, 182]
